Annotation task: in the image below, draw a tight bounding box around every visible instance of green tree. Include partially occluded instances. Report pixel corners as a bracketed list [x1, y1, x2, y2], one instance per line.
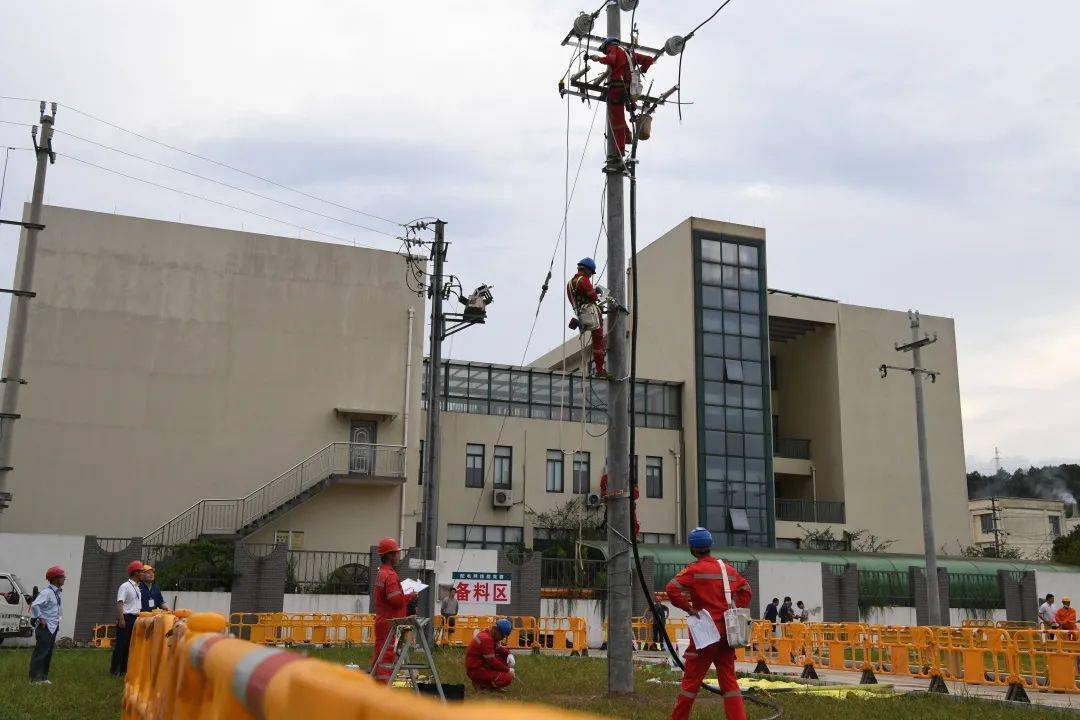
[1052, 525, 1080, 566]
[151, 540, 236, 591]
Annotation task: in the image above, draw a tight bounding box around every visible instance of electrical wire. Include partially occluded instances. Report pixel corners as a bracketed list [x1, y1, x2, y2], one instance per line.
[0, 119, 34, 129]
[0, 95, 40, 104]
[623, 115, 781, 719]
[690, 0, 737, 36]
[50, 128, 397, 239]
[52, 129, 398, 239]
[58, 152, 361, 246]
[0, 147, 12, 214]
[57, 102, 404, 228]
[677, 0, 738, 123]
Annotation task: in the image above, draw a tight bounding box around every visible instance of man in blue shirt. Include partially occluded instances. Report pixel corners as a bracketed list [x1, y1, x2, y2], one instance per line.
[29, 565, 65, 684]
[139, 565, 168, 612]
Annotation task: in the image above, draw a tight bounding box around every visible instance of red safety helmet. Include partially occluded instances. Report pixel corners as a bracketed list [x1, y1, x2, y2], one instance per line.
[127, 560, 144, 575]
[45, 566, 66, 581]
[377, 537, 401, 556]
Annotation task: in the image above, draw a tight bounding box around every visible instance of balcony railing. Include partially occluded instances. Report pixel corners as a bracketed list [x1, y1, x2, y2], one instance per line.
[774, 437, 811, 460]
[145, 442, 406, 547]
[775, 498, 845, 524]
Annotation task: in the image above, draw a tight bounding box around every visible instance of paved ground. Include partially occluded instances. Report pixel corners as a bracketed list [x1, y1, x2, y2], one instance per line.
[615, 650, 1080, 711]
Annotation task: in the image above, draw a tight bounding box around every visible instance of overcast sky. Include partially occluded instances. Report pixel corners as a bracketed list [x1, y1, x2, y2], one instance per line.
[0, 1, 1076, 473]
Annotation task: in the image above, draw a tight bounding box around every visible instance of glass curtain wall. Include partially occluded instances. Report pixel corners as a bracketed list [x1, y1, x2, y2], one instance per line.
[694, 232, 773, 547]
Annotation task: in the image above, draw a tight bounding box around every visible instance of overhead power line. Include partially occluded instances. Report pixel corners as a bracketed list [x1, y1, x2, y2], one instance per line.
[57, 102, 404, 229]
[53, 129, 397, 239]
[59, 152, 361, 246]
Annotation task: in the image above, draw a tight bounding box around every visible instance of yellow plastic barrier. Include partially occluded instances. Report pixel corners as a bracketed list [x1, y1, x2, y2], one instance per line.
[538, 616, 588, 654]
[122, 611, 600, 720]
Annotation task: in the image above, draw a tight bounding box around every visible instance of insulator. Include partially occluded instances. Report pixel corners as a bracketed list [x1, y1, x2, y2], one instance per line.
[617, 0, 639, 10]
[664, 35, 687, 56]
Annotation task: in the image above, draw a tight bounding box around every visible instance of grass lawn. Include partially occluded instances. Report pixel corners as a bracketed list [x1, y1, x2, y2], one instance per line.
[0, 646, 1073, 720]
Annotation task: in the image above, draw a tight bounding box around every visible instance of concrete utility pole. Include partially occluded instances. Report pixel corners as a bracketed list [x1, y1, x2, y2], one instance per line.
[990, 496, 1003, 556]
[880, 310, 943, 625]
[0, 102, 56, 526]
[420, 220, 446, 623]
[602, 1, 634, 696]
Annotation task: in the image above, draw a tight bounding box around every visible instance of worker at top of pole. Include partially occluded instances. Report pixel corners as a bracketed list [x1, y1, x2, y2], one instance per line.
[590, 36, 656, 158]
[466, 618, 516, 691]
[371, 537, 416, 684]
[665, 528, 752, 720]
[567, 257, 609, 379]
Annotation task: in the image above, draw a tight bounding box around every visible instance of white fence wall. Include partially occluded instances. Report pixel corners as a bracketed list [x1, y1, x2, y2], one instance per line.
[756, 560, 825, 622]
[435, 548, 499, 616]
[283, 594, 369, 614]
[0, 532, 86, 641]
[169, 591, 232, 616]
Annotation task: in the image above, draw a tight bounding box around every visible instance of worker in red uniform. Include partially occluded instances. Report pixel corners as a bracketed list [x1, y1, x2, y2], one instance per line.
[466, 618, 515, 691]
[590, 37, 656, 156]
[1056, 596, 1077, 640]
[665, 527, 752, 720]
[567, 257, 608, 378]
[371, 537, 416, 684]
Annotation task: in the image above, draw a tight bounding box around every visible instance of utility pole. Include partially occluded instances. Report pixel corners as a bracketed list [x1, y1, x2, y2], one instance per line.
[601, 1, 634, 696]
[990, 496, 1003, 556]
[0, 101, 56, 525]
[993, 446, 1003, 475]
[407, 220, 492, 629]
[880, 311, 943, 626]
[420, 220, 446, 624]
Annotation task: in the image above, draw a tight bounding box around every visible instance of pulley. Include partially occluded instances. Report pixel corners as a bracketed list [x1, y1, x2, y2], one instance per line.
[663, 35, 687, 56]
[572, 11, 595, 38]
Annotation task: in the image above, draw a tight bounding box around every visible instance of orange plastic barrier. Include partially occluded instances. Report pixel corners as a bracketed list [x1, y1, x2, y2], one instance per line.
[91, 623, 116, 648]
[538, 616, 588, 654]
[122, 611, 600, 720]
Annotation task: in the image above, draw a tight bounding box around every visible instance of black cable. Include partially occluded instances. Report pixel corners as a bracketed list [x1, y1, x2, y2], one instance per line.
[623, 117, 781, 719]
[690, 0, 737, 36]
[53, 129, 399, 239]
[677, 0, 737, 124]
[57, 102, 404, 229]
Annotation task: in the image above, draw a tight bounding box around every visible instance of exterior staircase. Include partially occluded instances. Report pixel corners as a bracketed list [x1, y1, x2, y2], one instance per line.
[144, 442, 406, 546]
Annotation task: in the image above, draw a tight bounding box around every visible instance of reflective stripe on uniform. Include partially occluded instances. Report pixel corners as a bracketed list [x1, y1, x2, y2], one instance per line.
[386, 590, 401, 599]
[692, 572, 724, 580]
[670, 579, 688, 591]
[723, 690, 742, 698]
[679, 689, 697, 699]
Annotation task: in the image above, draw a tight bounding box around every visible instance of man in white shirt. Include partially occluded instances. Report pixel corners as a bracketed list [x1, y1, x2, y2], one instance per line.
[1038, 594, 1057, 629]
[28, 565, 65, 684]
[109, 561, 144, 676]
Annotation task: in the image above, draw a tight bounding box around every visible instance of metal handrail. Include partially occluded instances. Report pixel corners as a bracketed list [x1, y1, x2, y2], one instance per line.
[144, 442, 406, 546]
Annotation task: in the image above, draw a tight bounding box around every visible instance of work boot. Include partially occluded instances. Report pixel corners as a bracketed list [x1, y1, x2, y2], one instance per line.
[593, 369, 612, 380]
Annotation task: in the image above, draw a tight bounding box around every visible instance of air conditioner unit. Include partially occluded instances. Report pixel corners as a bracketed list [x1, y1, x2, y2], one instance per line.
[586, 492, 602, 509]
[492, 489, 513, 508]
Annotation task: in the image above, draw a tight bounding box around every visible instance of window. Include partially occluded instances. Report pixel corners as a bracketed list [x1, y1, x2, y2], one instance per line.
[546, 450, 564, 493]
[446, 524, 524, 550]
[639, 532, 676, 544]
[274, 530, 305, 550]
[1050, 515, 1062, 537]
[572, 451, 590, 494]
[493, 446, 512, 489]
[725, 359, 744, 383]
[466, 444, 485, 488]
[418, 439, 425, 485]
[645, 456, 663, 498]
[729, 508, 750, 532]
[771, 355, 778, 389]
[979, 513, 995, 534]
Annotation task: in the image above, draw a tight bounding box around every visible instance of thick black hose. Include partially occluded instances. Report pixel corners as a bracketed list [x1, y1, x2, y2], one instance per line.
[624, 116, 781, 720]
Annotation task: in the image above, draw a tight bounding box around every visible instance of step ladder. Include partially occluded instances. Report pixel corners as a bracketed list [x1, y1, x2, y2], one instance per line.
[370, 616, 446, 701]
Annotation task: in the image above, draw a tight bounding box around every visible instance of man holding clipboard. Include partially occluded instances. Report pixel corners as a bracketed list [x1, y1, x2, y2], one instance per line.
[664, 527, 752, 720]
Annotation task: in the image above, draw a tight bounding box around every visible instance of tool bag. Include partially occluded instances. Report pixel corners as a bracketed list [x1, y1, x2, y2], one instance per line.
[720, 560, 751, 648]
[577, 303, 601, 332]
[636, 114, 652, 141]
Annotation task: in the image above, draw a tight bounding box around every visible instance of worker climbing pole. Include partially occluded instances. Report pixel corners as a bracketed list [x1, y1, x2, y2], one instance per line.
[566, 256, 608, 378]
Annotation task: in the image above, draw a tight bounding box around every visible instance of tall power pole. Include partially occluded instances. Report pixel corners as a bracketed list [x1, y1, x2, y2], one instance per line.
[880, 311, 943, 625]
[420, 220, 446, 623]
[990, 496, 1003, 556]
[602, 1, 634, 695]
[0, 101, 56, 525]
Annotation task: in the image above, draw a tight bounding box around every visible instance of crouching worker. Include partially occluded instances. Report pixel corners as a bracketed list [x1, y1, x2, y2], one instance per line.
[466, 618, 515, 691]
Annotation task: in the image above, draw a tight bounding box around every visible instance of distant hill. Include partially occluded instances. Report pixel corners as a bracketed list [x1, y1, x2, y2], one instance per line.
[967, 463, 1080, 505]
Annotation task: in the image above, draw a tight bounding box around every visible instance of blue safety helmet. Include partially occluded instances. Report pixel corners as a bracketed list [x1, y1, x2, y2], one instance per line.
[688, 527, 714, 549]
[495, 618, 513, 636]
[599, 36, 618, 52]
[577, 257, 597, 273]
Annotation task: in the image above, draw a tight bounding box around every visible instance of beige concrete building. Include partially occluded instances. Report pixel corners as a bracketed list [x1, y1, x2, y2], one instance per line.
[969, 497, 1074, 560]
[1, 209, 970, 557]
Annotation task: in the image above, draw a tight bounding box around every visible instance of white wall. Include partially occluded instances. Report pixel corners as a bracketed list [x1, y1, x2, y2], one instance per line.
[1035, 571, 1080, 612]
[861, 607, 918, 626]
[756, 561, 824, 621]
[283, 594, 369, 614]
[0, 532, 85, 641]
[169, 591, 232, 617]
[435, 548, 500, 615]
[950, 608, 1007, 626]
